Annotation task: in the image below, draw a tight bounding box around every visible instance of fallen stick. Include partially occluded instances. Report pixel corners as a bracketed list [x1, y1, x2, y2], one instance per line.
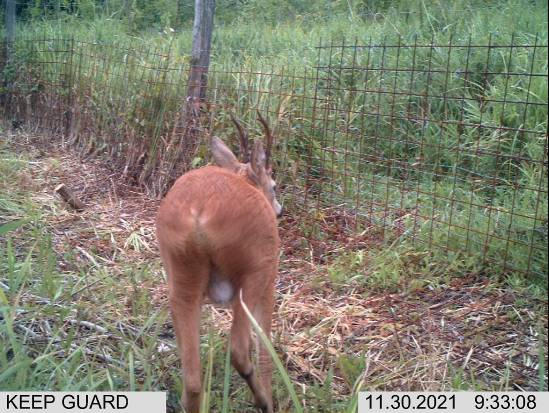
[54, 183, 85, 210]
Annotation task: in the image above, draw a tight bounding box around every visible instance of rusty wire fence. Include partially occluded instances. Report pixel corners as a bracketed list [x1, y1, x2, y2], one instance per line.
[1, 36, 547, 281]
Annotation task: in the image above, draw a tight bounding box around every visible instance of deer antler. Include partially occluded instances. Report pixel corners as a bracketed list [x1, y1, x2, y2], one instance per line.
[256, 110, 274, 168]
[230, 113, 250, 163]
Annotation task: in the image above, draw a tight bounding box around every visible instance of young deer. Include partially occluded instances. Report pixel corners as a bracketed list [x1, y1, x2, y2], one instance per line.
[156, 113, 281, 413]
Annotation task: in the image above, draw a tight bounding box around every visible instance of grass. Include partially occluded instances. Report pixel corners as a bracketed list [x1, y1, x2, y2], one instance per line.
[5, 2, 546, 281]
[0, 134, 172, 397]
[0, 130, 307, 411]
[1, 0, 548, 409]
[0, 128, 547, 411]
[14, 0, 549, 65]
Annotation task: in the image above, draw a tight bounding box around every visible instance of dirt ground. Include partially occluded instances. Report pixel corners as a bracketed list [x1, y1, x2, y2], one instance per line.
[5, 129, 548, 397]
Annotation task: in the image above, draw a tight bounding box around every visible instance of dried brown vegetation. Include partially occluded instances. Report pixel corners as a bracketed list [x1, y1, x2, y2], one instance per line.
[1, 130, 546, 411]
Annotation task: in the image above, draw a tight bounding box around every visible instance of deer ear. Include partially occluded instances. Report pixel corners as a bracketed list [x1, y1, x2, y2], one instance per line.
[212, 137, 239, 171]
[250, 140, 266, 175]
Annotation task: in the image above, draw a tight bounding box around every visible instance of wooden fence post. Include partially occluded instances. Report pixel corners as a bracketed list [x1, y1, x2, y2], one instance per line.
[171, 0, 216, 183]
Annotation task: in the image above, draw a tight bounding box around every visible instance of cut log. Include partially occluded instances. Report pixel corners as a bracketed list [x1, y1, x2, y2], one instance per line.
[55, 184, 85, 211]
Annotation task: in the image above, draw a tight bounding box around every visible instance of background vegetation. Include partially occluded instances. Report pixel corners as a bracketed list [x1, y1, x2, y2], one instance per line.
[1, 0, 548, 411]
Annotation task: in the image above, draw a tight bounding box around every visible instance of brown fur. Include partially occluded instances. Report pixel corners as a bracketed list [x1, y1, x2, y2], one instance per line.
[157, 138, 280, 413]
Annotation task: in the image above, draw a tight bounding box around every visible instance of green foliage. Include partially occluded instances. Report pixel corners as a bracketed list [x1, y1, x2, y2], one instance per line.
[4, 0, 546, 288]
[10, 0, 548, 35]
[1, 5, 547, 406]
[337, 354, 366, 390]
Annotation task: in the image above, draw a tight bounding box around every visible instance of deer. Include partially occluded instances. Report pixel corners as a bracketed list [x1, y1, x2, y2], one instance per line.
[156, 112, 282, 413]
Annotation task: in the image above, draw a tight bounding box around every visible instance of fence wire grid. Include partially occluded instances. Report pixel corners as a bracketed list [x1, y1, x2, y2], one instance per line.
[1, 35, 547, 282]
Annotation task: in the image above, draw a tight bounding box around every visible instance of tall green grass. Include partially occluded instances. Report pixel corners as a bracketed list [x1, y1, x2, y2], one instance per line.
[15, 0, 549, 68]
[2, 0, 548, 288]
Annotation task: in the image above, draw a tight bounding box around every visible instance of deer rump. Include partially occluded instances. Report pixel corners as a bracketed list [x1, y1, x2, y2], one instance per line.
[157, 165, 279, 306]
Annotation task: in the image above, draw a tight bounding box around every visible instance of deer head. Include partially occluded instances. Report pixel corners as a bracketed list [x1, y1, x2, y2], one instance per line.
[212, 112, 282, 217]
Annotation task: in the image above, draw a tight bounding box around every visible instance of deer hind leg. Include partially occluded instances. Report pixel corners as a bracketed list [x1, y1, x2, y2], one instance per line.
[253, 282, 275, 403]
[165, 255, 208, 413]
[231, 275, 274, 413]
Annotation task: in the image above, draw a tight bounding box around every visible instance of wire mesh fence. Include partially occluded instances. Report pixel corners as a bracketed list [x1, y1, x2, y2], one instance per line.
[1, 35, 547, 281]
[298, 36, 548, 282]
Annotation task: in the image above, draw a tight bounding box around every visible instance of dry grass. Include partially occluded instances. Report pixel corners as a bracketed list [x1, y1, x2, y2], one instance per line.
[1, 128, 547, 410]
